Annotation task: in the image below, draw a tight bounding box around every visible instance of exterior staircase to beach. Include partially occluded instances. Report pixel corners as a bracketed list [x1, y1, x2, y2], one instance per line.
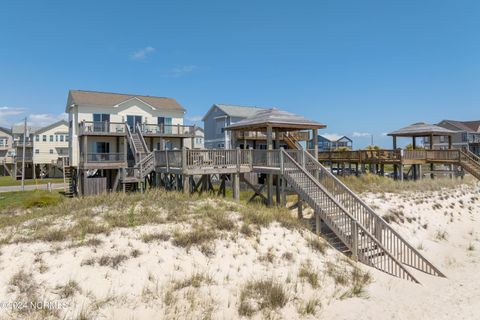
[459, 150, 480, 180]
[124, 123, 156, 186]
[281, 149, 445, 283]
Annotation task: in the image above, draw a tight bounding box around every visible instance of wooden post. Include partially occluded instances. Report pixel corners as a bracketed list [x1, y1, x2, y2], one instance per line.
[281, 177, 286, 206]
[399, 164, 404, 181]
[266, 126, 273, 206]
[233, 173, 240, 201]
[315, 212, 321, 235]
[297, 195, 303, 219]
[351, 221, 358, 261]
[181, 147, 187, 173]
[312, 129, 319, 180]
[393, 136, 398, 179]
[183, 174, 190, 194]
[430, 134, 434, 179]
[412, 136, 417, 180]
[312, 129, 318, 158]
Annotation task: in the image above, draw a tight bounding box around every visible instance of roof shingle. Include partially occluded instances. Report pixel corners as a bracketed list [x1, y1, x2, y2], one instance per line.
[68, 90, 185, 112]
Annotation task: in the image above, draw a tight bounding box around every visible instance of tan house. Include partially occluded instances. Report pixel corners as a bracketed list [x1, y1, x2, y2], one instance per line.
[66, 90, 195, 195]
[0, 127, 13, 176]
[33, 120, 69, 178]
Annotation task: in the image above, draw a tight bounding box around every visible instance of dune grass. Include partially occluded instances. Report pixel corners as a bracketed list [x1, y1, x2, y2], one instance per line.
[340, 173, 475, 194]
[0, 190, 63, 212]
[0, 189, 305, 246]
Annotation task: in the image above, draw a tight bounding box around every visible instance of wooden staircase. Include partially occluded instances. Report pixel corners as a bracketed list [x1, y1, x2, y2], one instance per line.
[64, 166, 75, 197]
[284, 132, 303, 150]
[124, 123, 156, 188]
[459, 150, 480, 180]
[281, 149, 445, 283]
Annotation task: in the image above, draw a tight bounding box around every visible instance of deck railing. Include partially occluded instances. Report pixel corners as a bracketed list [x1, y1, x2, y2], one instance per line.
[302, 150, 445, 277]
[234, 131, 310, 141]
[140, 124, 195, 136]
[79, 121, 126, 135]
[84, 153, 125, 162]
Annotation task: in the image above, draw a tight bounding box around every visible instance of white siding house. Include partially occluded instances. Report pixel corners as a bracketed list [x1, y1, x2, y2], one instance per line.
[33, 120, 69, 165]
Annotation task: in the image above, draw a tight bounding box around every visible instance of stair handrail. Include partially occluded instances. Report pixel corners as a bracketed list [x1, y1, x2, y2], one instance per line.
[460, 149, 480, 165]
[285, 132, 303, 150]
[303, 150, 445, 277]
[282, 150, 419, 283]
[135, 123, 150, 155]
[125, 123, 139, 163]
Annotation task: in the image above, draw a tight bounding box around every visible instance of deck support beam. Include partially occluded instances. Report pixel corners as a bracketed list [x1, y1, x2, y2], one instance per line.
[315, 212, 321, 235]
[266, 125, 273, 206]
[233, 173, 240, 201]
[297, 195, 303, 219]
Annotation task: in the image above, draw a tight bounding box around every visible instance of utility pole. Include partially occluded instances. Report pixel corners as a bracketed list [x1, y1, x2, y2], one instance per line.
[371, 134, 374, 147]
[21, 117, 27, 191]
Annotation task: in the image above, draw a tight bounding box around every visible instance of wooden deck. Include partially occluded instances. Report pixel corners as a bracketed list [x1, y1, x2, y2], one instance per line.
[317, 149, 463, 165]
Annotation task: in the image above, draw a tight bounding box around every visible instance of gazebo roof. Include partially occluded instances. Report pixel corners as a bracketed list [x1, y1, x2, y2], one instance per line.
[226, 108, 326, 131]
[387, 122, 456, 137]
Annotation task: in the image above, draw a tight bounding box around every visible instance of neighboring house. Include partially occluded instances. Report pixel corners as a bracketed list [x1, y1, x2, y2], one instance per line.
[430, 120, 480, 155]
[310, 135, 353, 151]
[185, 127, 204, 149]
[0, 127, 13, 176]
[202, 104, 265, 149]
[33, 120, 69, 178]
[10, 124, 39, 179]
[66, 90, 195, 194]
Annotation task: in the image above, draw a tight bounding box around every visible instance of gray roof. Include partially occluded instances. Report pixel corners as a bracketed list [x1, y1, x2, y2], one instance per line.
[226, 108, 326, 131]
[202, 104, 266, 121]
[0, 127, 11, 135]
[438, 120, 480, 133]
[388, 122, 456, 137]
[11, 124, 40, 135]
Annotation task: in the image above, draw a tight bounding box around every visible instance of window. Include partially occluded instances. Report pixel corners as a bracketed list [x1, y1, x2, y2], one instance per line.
[60, 135, 64, 142]
[462, 133, 468, 142]
[42, 135, 46, 142]
[55, 135, 58, 142]
[66, 135, 69, 142]
[35, 135, 39, 142]
[93, 113, 110, 122]
[95, 142, 110, 153]
[49, 135, 53, 142]
[35, 149, 39, 154]
[0, 139, 4, 146]
[49, 149, 53, 154]
[93, 114, 111, 132]
[440, 136, 446, 143]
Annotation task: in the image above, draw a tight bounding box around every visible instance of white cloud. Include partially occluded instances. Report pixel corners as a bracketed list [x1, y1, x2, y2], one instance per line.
[321, 133, 343, 141]
[27, 113, 67, 127]
[0, 106, 28, 126]
[165, 65, 198, 78]
[352, 132, 371, 137]
[130, 46, 155, 61]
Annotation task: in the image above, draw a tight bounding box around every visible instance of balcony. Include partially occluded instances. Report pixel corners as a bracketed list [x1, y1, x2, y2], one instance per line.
[79, 121, 196, 138]
[79, 121, 127, 136]
[80, 152, 127, 169]
[13, 141, 33, 148]
[139, 124, 195, 137]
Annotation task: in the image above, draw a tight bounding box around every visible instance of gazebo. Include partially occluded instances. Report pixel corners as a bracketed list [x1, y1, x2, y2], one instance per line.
[226, 108, 326, 156]
[388, 122, 456, 150]
[388, 122, 457, 179]
[226, 108, 326, 206]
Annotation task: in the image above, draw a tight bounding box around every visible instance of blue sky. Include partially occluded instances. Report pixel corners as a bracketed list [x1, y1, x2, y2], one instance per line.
[0, 0, 479, 148]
